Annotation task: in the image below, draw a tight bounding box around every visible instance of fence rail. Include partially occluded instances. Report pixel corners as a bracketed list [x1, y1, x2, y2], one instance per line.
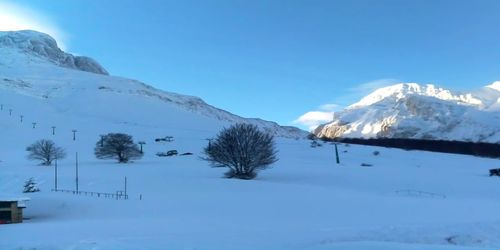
[51, 189, 128, 200]
[395, 189, 446, 199]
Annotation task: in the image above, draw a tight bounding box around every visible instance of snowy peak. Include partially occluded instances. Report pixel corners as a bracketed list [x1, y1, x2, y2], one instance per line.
[350, 83, 482, 108]
[315, 83, 500, 143]
[0, 30, 108, 75]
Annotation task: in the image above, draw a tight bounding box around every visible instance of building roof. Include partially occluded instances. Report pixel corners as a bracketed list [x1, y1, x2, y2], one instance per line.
[0, 197, 31, 202]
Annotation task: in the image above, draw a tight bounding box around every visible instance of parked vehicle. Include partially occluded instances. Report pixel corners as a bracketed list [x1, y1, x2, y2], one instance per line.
[166, 150, 178, 156]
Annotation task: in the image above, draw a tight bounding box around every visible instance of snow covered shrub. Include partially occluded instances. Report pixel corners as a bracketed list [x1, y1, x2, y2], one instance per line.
[23, 178, 40, 193]
[95, 133, 143, 163]
[373, 151, 380, 156]
[203, 123, 278, 180]
[26, 139, 66, 165]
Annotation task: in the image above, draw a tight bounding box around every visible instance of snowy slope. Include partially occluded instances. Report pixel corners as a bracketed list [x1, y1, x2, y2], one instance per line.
[315, 83, 500, 142]
[2, 133, 500, 250]
[0, 30, 305, 139]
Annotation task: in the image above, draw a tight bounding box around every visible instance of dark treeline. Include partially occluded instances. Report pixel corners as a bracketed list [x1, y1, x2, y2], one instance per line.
[323, 137, 500, 158]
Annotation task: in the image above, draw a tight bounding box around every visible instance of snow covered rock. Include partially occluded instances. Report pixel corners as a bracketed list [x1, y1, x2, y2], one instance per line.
[314, 83, 500, 143]
[0, 30, 108, 75]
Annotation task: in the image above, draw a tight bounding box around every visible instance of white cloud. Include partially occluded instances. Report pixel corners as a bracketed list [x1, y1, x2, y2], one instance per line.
[0, 2, 68, 50]
[319, 103, 340, 112]
[293, 110, 334, 131]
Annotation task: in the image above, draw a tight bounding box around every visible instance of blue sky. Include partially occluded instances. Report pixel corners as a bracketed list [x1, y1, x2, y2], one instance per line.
[1, 0, 500, 130]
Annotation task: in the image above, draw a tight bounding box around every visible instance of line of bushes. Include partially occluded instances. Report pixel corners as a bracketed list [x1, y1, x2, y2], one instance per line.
[325, 137, 500, 158]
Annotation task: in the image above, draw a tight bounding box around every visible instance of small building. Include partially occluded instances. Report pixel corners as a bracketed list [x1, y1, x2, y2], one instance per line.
[0, 198, 28, 224]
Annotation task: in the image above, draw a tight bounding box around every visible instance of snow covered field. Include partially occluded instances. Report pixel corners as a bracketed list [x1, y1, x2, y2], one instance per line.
[1, 119, 500, 249]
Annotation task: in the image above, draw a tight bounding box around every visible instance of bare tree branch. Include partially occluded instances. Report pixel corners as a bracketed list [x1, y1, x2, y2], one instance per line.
[26, 139, 66, 165]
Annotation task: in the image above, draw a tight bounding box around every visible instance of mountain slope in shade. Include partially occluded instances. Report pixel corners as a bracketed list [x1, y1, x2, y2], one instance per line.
[314, 83, 500, 142]
[0, 30, 305, 138]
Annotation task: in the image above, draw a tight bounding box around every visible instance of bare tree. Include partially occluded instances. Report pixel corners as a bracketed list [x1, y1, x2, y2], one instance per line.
[95, 133, 143, 163]
[203, 123, 278, 179]
[26, 139, 66, 165]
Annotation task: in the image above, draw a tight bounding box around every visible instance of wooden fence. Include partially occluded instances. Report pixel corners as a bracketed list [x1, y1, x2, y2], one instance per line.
[51, 189, 128, 200]
[395, 189, 446, 199]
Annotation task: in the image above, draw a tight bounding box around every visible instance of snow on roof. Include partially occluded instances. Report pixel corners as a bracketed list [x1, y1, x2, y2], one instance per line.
[0, 197, 31, 202]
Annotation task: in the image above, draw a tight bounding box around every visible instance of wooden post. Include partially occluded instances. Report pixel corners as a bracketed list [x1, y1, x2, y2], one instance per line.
[72, 130, 77, 141]
[52, 126, 56, 135]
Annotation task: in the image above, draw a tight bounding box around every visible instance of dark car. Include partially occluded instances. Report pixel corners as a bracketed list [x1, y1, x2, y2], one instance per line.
[166, 150, 178, 156]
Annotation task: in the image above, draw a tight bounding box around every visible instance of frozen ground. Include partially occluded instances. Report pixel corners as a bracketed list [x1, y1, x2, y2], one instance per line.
[1, 118, 500, 249]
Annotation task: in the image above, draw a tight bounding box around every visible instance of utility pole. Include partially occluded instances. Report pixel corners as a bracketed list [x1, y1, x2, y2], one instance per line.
[138, 141, 145, 153]
[32, 122, 36, 129]
[75, 152, 79, 192]
[334, 143, 340, 164]
[54, 157, 58, 191]
[72, 129, 77, 141]
[52, 126, 56, 135]
[124, 176, 128, 200]
[20, 115, 23, 123]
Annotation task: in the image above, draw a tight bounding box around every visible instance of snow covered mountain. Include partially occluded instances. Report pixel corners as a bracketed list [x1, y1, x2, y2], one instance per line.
[0, 30, 305, 138]
[0, 30, 108, 75]
[314, 83, 500, 142]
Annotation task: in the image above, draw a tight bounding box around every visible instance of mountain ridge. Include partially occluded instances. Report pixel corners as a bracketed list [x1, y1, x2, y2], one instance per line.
[0, 30, 108, 75]
[0, 30, 305, 138]
[315, 82, 500, 143]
